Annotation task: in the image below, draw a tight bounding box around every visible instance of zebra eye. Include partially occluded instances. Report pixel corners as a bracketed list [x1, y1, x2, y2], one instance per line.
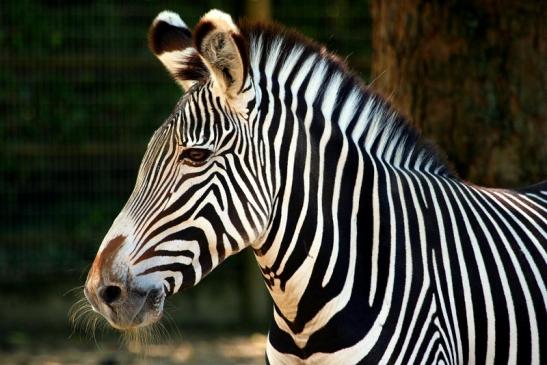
[179, 148, 212, 166]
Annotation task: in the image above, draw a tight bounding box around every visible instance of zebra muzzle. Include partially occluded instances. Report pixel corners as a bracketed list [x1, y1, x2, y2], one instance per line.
[84, 235, 166, 329]
[84, 280, 165, 330]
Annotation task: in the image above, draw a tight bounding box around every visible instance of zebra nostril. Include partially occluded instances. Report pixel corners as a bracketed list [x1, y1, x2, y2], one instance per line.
[100, 285, 122, 304]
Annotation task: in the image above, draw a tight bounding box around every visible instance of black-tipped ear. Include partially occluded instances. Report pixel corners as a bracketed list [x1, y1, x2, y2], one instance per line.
[148, 11, 209, 91]
[148, 11, 192, 54]
[193, 10, 249, 98]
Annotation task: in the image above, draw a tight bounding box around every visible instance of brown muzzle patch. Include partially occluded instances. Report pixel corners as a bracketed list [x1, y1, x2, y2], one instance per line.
[88, 234, 126, 285]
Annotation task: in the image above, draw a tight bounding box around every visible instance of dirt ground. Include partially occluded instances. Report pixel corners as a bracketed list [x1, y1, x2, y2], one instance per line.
[0, 333, 267, 365]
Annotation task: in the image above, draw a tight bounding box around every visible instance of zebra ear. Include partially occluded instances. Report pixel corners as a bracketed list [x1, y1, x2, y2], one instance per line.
[193, 10, 249, 99]
[148, 11, 209, 91]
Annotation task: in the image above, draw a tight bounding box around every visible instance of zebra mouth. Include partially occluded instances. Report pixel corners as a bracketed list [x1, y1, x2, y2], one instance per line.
[126, 287, 165, 328]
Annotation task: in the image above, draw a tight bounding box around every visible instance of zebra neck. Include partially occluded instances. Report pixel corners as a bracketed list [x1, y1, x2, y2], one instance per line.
[253, 155, 447, 351]
[247, 27, 460, 351]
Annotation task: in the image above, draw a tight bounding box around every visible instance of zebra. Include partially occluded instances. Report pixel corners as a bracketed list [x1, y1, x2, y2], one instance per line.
[83, 8, 547, 364]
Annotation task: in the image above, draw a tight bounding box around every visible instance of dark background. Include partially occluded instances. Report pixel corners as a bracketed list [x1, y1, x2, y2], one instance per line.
[0, 0, 544, 364]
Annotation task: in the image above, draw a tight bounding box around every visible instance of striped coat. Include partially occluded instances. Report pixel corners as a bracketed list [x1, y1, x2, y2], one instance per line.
[84, 9, 547, 364]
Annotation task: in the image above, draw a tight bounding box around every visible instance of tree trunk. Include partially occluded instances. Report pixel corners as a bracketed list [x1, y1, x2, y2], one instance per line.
[370, 1, 546, 187]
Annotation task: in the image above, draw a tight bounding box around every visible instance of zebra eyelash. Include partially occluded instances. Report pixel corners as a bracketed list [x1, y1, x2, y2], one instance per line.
[178, 147, 214, 166]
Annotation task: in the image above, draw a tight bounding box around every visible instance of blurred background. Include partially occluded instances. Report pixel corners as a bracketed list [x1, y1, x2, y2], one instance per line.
[0, 0, 545, 364]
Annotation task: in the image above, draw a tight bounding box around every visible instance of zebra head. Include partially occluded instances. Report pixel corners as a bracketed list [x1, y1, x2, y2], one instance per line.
[84, 10, 269, 330]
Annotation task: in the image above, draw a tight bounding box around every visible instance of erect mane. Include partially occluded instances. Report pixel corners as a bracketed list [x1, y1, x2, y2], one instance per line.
[239, 20, 455, 177]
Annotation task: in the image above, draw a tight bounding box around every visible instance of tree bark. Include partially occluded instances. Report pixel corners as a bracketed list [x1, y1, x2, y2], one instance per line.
[370, 0, 546, 187]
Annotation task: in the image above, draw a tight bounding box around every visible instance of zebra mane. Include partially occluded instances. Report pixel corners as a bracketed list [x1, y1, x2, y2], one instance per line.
[239, 21, 456, 178]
